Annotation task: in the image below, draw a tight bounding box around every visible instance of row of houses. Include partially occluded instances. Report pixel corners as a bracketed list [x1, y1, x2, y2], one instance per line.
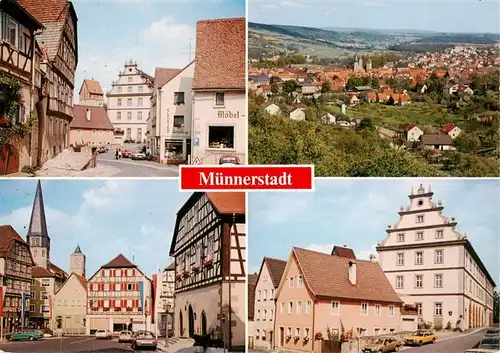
[0, 0, 78, 175]
[248, 185, 495, 352]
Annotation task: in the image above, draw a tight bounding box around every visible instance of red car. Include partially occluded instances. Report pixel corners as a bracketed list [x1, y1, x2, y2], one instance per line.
[219, 155, 240, 165]
[121, 150, 132, 158]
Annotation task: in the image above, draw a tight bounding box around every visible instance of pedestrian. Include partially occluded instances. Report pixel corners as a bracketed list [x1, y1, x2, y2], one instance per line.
[146, 147, 151, 160]
[115, 148, 119, 160]
[118, 149, 122, 159]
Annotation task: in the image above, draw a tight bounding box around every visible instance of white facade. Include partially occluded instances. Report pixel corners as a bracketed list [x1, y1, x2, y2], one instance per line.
[447, 126, 462, 139]
[377, 184, 496, 331]
[156, 265, 175, 336]
[264, 103, 281, 116]
[254, 264, 277, 349]
[407, 126, 424, 142]
[191, 91, 246, 165]
[289, 108, 305, 121]
[106, 60, 153, 144]
[150, 62, 194, 163]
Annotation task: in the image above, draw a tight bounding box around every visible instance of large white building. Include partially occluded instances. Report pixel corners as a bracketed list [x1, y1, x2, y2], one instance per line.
[191, 18, 246, 165]
[377, 184, 496, 331]
[155, 263, 175, 337]
[149, 62, 195, 163]
[106, 60, 154, 144]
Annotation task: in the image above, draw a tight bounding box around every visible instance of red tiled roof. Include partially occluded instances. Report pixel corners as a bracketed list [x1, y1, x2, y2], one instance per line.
[263, 257, 287, 288]
[50, 262, 68, 277]
[192, 18, 245, 90]
[101, 254, 137, 269]
[0, 225, 28, 257]
[248, 273, 258, 320]
[331, 246, 356, 259]
[18, 0, 69, 23]
[80, 80, 103, 95]
[165, 262, 175, 271]
[154, 67, 182, 88]
[71, 105, 114, 130]
[292, 247, 403, 303]
[405, 123, 417, 132]
[206, 192, 245, 215]
[442, 123, 456, 133]
[32, 266, 55, 278]
[75, 274, 87, 287]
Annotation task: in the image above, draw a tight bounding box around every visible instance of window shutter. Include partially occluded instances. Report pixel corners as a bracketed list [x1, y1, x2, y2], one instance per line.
[132, 269, 135, 276]
[101, 269, 105, 277]
[89, 300, 93, 308]
[89, 284, 93, 291]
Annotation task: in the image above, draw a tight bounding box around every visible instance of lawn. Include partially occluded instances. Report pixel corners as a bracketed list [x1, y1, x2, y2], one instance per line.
[327, 102, 463, 130]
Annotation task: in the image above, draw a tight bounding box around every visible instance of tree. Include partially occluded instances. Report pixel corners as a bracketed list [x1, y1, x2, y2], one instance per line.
[271, 83, 280, 94]
[453, 133, 480, 154]
[371, 78, 380, 89]
[321, 81, 331, 93]
[494, 291, 499, 324]
[282, 80, 298, 94]
[357, 117, 374, 131]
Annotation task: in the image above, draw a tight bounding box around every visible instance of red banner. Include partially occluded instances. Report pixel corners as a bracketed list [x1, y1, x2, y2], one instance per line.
[180, 165, 314, 191]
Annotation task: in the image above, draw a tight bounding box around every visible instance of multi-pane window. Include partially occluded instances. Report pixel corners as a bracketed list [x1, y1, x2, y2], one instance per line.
[416, 303, 422, 316]
[331, 301, 339, 314]
[117, 112, 121, 120]
[270, 309, 273, 320]
[127, 98, 132, 106]
[305, 300, 312, 314]
[397, 253, 404, 266]
[138, 98, 143, 106]
[397, 233, 405, 242]
[257, 290, 261, 300]
[127, 112, 132, 120]
[416, 232, 424, 241]
[375, 304, 381, 316]
[128, 77, 132, 82]
[388, 305, 394, 316]
[396, 276, 404, 289]
[415, 275, 423, 288]
[434, 302, 442, 316]
[280, 302, 284, 313]
[127, 86, 132, 93]
[289, 277, 294, 288]
[263, 309, 267, 320]
[117, 98, 122, 106]
[434, 274, 443, 288]
[288, 301, 293, 314]
[138, 111, 142, 120]
[263, 289, 267, 300]
[435, 250, 443, 264]
[296, 301, 302, 314]
[215, 92, 225, 106]
[138, 86, 143, 92]
[416, 215, 424, 223]
[298, 276, 303, 288]
[415, 251, 423, 265]
[436, 230, 444, 239]
[361, 303, 368, 315]
[174, 92, 185, 104]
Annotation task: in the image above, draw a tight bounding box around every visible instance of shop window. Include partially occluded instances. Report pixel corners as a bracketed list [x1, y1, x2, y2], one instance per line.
[208, 126, 234, 149]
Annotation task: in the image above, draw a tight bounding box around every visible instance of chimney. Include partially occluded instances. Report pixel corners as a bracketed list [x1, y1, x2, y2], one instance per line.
[86, 108, 91, 121]
[369, 254, 376, 262]
[348, 260, 357, 285]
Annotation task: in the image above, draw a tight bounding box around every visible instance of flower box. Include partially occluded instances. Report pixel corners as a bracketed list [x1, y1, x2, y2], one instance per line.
[203, 256, 213, 267]
[314, 332, 323, 340]
[261, 336, 265, 340]
[285, 335, 291, 341]
[303, 337, 309, 342]
[192, 265, 200, 273]
[294, 336, 300, 341]
[175, 274, 182, 281]
[182, 270, 190, 278]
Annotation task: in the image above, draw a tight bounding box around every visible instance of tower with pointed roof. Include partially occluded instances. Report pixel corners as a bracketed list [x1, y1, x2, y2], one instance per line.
[27, 181, 51, 269]
[70, 245, 86, 277]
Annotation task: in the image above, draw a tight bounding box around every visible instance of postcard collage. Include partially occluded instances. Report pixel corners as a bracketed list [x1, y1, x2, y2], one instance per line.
[0, 0, 498, 352]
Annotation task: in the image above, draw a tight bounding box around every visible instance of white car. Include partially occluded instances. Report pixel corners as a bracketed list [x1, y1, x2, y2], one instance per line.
[118, 330, 133, 343]
[95, 329, 112, 339]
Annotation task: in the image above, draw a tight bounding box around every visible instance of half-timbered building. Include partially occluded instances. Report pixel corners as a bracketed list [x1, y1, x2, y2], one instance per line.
[0, 0, 43, 174]
[169, 192, 246, 350]
[0, 225, 35, 332]
[86, 254, 153, 334]
[156, 262, 175, 337]
[18, 0, 78, 165]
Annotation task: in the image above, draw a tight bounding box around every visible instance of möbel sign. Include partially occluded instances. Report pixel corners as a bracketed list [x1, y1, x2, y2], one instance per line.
[217, 110, 240, 119]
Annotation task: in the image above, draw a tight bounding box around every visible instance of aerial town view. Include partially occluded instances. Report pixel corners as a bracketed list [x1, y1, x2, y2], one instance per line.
[0, 180, 246, 352]
[248, 0, 500, 177]
[0, 0, 245, 178]
[247, 180, 499, 353]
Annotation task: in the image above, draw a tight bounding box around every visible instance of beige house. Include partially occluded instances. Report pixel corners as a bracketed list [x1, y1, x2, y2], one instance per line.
[263, 102, 281, 116]
[254, 257, 286, 349]
[53, 272, 87, 335]
[149, 62, 195, 164]
[79, 79, 104, 107]
[106, 60, 153, 144]
[156, 263, 175, 337]
[405, 124, 424, 142]
[69, 105, 115, 146]
[377, 184, 496, 331]
[289, 105, 307, 121]
[169, 192, 246, 350]
[248, 273, 258, 348]
[191, 18, 246, 165]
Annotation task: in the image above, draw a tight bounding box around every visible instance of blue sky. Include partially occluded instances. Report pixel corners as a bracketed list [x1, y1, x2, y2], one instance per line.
[249, 0, 500, 34]
[248, 179, 500, 286]
[72, 0, 245, 98]
[0, 180, 190, 278]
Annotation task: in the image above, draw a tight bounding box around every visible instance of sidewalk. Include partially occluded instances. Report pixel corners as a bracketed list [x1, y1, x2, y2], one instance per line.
[158, 346, 240, 353]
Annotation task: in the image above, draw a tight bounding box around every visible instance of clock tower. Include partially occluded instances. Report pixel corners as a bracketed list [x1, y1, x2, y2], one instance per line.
[27, 181, 51, 269]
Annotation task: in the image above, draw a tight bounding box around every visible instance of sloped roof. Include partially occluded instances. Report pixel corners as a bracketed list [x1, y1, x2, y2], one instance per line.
[263, 257, 287, 288]
[192, 18, 245, 90]
[101, 254, 137, 269]
[32, 266, 55, 278]
[80, 79, 104, 95]
[206, 192, 245, 215]
[442, 123, 456, 133]
[71, 105, 114, 130]
[0, 225, 29, 258]
[248, 273, 258, 320]
[165, 262, 175, 271]
[291, 247, 403, 304]
[421, 134, 453, 146]
[154, 68, 182, 88]
[74, 245, 82, 254]
[55, 272, 87, 295]
[27, 181, 49, 238]
[50, 262, 68, 278]
[331, 246, 356, 259]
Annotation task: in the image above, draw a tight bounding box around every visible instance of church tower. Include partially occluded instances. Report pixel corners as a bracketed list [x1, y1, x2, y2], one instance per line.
[70, 245, 86, 277]
[27, 181, 51, 269]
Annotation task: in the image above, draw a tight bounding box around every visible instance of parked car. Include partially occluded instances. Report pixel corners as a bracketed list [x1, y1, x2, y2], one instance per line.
[118, 330, 134, 343]
[485, 329, 500, 338]
[219, 155, 240, 165]
[362, 337, 401, 352]
[95, 329, 112, 339]
[480, 337, 500, 350]
[131, 152, 146, 160]
[131, 330, 157, 350]
[464, 349, 500, 353]
[403, 331, 436, 346]
[97, 146, 109, 153]
[7, 330, 42, 341]
[121, 150, 132, 158]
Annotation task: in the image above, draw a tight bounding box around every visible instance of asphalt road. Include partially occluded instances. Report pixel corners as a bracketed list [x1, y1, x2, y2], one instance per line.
[399, 328, 487, 353]
[97, 144, 179, 177]
[0, 336, 158, 352]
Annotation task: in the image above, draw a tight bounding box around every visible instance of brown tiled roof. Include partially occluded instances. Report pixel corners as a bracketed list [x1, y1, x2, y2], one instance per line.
[0, 225, 28, 257]
[154, 68, 182, 88]
[75, 274, 87, 287]
[165, 262, 175, 271]
[207, 192, 245, 215]
[248, 273, 258, 320]
[264, 257, 287, 288]
[292, 247, 402, 304]
[32, 266, 55, 278]
[192, 18, 245, 90]
[331, 246, 356, 259]
[101, 254, 137, 269]
[71, 105, 114, 130]
[421, 134, 453, 146]
[49, 262, 68, 278]
[80, 79, 104, 95]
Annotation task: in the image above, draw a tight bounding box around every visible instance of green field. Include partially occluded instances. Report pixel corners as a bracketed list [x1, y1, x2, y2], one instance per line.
[327, 102, 463, 130]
